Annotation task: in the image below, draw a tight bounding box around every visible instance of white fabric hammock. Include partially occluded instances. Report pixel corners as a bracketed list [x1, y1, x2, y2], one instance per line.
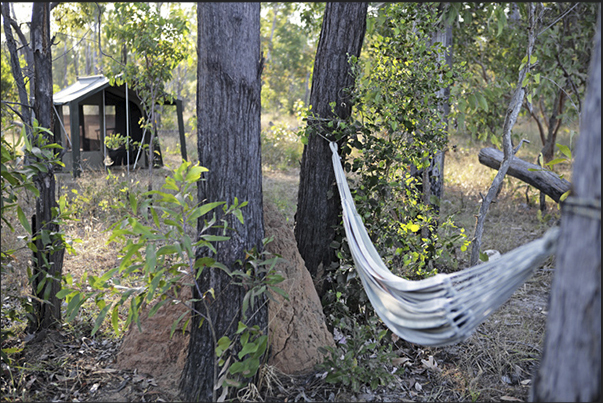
[329, 142, 559, 347]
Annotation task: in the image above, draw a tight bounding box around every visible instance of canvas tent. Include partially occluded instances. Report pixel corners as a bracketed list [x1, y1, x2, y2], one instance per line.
[53, 75, 187, 176]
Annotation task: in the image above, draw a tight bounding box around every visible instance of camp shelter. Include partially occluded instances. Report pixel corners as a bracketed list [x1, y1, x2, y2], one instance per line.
[53, 74, 187, 177]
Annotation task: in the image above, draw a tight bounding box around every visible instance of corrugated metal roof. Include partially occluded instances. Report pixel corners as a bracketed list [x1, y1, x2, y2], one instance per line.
[53, 75, 110, 105]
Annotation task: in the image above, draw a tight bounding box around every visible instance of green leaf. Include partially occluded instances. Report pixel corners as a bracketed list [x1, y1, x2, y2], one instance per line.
[407, 223, 420, 233]
[146, 243, 157, 273]
[476, 93, 488, 112]
[545, 157, 567, 167]
[92, 305, 111, 336]
[229, 357, 260, 378]
[216, 336, 231, 357]
[522, 76, 530, 88]
[112, 306, 120, 334]
[157, 244, 180, 256]
[556, 143, 572, 159]
[233, 209, 244, 225]
[238, 340, 259, 359]
[185, 165, 207, 183]
[56, 288, 73, 299]
[151, 207, 160, 228]
[236, 321, 248, 334]
[189, 201, 225, 221]
[268, 285, 289, 301]
[202, 235, 230, 242]
[66, 293, 83, 322]
[129, 192, 138, 215]
[468, 94, 477, 110]
[17, 206, 31, 234]
[148, 299, 169, 318]
[170, 310, 190, 338]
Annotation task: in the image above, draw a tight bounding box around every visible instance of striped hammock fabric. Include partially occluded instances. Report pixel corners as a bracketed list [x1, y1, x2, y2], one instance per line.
[329, 142, 559, 347]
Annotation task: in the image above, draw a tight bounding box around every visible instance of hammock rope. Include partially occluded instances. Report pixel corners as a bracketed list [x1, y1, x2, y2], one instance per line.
[329, 141, 559, 347]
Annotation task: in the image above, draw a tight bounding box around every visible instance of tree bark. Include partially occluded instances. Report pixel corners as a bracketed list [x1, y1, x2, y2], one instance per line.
[478, 147, 571, 202]
[179, 4, 264, 402]
[294, 2, 368, 297]
[530, 7, 601, 402]
[29, 2, 64, 332]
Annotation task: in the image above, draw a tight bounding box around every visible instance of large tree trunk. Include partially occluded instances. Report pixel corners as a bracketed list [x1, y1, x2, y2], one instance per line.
[294, 2, 368, 297]
[530, 7, 601, 402]
[29, 2, 64, 333]
[179, 4, 264, 402]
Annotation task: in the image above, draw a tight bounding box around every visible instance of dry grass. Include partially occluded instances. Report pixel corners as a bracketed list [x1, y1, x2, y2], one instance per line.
[1, 114, 566, 402]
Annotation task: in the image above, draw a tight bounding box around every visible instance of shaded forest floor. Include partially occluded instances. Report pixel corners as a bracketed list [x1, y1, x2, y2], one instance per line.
[1, 118, 569, 402]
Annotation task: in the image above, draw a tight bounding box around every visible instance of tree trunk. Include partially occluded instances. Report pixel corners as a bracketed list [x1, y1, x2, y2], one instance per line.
[470, 4, 537, 266]
[478, 147, 571, 202]
[1, 2, 32, 134]
[539, 88, 566, 211]
[530, 7, 601, 402]
[426, 3, 453, 210]
[294, 2, 368, 297]
[29, 2, 64, 333]
[179, 4, 264, 402]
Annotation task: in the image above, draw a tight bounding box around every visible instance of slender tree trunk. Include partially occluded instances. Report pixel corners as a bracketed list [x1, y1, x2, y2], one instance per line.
[530, 7, 601, 401]
[470, 4, 538, 266]
[427, 4, 453, 210]
[62, 39, 68, 88]
[294, 2, 368, 297]
[538, 89, 566, 211]
[29, 2, 64, 333]
[1, 2, 32, 134]
[179, 4, 264, 402]
[265, 3, 279, 62]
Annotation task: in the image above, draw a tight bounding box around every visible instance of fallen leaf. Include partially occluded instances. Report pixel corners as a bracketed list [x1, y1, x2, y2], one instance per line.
[25, 376, 36, 388]
[90, 383, 99, 393]
[500, 396, 523, 401]
[421, 355, 440, 371]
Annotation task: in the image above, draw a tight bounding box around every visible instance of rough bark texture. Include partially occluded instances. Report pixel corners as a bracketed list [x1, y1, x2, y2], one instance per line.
[294, 2, 368, 297]
[29, 2, 64, 332]
[478, 147, 571, 202]
[179, 4, 264, 402]
[530, 7, 601, 402]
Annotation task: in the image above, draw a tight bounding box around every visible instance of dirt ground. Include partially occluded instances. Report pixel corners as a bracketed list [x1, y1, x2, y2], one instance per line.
[1, 143, 560, 402]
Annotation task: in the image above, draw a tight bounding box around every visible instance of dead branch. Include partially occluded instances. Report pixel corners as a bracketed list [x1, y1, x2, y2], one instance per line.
[478, 147, 571, 202]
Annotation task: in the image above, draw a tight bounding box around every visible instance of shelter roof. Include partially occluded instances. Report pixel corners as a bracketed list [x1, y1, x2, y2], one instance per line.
[53, 75, 110, 105]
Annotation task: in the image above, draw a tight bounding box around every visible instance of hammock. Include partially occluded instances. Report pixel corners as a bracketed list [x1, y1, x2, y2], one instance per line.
[329, 142, 559, 347]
